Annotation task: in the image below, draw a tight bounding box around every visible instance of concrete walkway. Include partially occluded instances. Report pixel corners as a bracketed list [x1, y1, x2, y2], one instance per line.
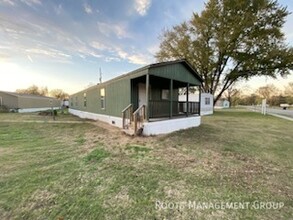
[246, 106, 293, 122]
[268, 114, 293, 122]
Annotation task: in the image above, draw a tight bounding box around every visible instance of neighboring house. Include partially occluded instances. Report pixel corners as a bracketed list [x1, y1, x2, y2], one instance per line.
[179, 93, 213, 115]
[62, 99, 69, 108]
[0, 91, 61, 113]
[215, 99, 230, 109]
[69, 60, 203, 136]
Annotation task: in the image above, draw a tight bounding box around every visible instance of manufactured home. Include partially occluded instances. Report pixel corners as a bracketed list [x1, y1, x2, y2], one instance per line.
[0, 91, 60, 113]
[215, 99, 230, 109]
[179, 93, 213, 115]
[69, 60, 203, 135]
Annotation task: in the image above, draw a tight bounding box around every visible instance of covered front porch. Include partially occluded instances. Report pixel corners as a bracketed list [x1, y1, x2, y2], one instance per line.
[131, 74, 201, 121]
[123, 78, 201, 135]
[122, 60, 203, 135]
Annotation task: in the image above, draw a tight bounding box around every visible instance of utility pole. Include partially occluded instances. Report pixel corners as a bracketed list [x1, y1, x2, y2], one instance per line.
[99, 68, 102, 84]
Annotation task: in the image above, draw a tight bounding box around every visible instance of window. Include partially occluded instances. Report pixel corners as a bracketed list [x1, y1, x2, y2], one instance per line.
[161, 89, 169, 100]
[83, 93, 87, 107]
[100, 88, 105, 109]
[0, 96, 2, 106]
[70, 98, 73, 107]
[75, 96, 78, 106]
[205, 97, 210, 105]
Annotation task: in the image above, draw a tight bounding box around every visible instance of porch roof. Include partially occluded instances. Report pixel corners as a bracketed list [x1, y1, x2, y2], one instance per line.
[71, 60, 202, 96]
[129, 59, 203, 86]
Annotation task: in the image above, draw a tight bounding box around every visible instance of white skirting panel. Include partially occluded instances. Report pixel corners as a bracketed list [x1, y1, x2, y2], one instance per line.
[18, 107, 59, 113]
[200, 110, 213, 116]
[142, 116, 201, 136]
[69, 108, 123, 128]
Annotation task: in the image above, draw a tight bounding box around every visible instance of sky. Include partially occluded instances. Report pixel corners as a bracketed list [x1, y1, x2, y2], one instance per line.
[0, 0, 292, 95]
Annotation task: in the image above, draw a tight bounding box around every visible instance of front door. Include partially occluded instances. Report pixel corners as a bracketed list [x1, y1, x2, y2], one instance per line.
[138, 83, 146, 107]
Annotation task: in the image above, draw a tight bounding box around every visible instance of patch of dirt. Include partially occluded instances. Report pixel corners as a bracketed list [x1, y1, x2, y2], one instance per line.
[21, 189, 57, 212]
[103, 186, 133, 209]
[154, 147, 199, 170]
[161, 180, 188, 200]
[0, 147, 15, 155]
[79, 120, 157, 155]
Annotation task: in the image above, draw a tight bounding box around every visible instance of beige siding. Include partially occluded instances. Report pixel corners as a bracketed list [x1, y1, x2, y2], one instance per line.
[18, 97, 60, 108]
[0, 92, 18, 108]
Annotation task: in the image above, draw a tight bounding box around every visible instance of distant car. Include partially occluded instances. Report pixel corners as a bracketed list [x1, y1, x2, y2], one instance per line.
[280, 103, 290, 110]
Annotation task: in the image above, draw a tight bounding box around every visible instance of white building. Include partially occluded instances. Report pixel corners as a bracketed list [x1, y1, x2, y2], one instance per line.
[215, 99, 230, 109]
[179, 93, 214, 115]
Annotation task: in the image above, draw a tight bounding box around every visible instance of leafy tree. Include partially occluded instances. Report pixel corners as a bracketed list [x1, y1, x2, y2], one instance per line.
[156, 0, 293, 104]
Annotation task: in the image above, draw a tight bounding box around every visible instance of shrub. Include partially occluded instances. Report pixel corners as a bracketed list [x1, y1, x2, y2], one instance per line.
[0, 105, 9, 113]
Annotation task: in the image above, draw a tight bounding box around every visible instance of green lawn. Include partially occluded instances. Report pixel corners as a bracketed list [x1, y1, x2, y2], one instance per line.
[0, 111, 292, 219]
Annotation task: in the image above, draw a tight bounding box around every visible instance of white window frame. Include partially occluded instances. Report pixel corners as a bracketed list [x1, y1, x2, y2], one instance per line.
[83, 93, 87, 108]
[161, 89, 169, 100]
[100, 88, 105, 109]
[205, 97, 210, 105]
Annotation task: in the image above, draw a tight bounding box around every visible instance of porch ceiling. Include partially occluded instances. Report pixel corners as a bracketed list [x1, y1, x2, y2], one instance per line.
[132, 75, 199, 89]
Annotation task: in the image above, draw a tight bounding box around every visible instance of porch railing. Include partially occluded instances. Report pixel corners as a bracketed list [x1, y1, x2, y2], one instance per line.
[133, 105, 145, 134]
[178, 101, 200, 115]
[149, 100, 200, 118]
[122, 104, 133, 129]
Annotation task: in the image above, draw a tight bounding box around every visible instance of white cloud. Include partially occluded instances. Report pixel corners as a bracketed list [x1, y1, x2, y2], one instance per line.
[1, 0, 16, 6]
[20, 0, 42, 7]
[128, 54, 148, 65]
[89, 52, 102, 58]
[54, 4, 63, 15]
[91, 41, 110, 51]
[114, 47, 151, 65]
[25, 48, 72, 63]
[116, 48, 128, 59]
[97, 21, 130, 39]
[83, 3, 93, 14]
[105, 57, 120, 62]
[27, 54, 33, 62]
[147, 43, 159, 56]
[134, 0, 151, 16]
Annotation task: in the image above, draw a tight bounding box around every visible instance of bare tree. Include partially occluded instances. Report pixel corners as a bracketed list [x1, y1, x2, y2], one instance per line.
[256, 84, 280, 100]
[50, 89, 69, 100]
[284, 82, 293, 96]
[16, 85, 48, 96]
